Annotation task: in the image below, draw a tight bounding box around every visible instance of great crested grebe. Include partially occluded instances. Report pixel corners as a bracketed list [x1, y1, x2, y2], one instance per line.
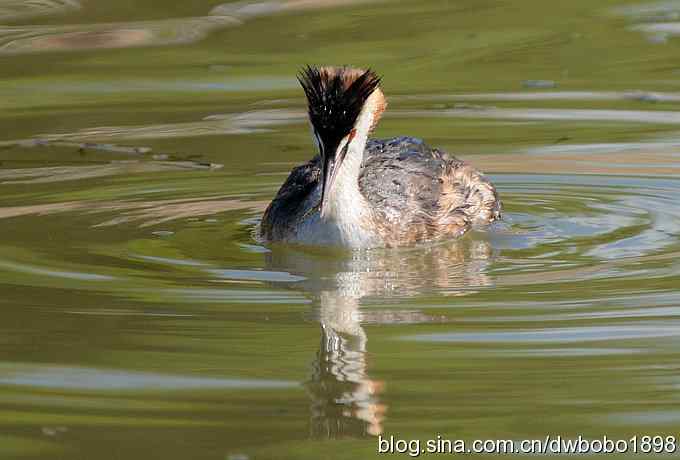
[260, 66, 501, 248]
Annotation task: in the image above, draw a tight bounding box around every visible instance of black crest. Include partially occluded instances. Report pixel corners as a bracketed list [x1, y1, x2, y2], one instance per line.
[298, 65, 381, 151]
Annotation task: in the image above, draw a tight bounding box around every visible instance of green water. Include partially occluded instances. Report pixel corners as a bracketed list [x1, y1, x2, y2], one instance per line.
[2, 0, 680, 458]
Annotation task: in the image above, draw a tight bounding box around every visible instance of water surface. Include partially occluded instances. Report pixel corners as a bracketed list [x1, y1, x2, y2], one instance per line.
[1, 0, 680, 458]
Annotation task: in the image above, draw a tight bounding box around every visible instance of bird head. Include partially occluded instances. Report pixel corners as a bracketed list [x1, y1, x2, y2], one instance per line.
[298, 65, 386, 218]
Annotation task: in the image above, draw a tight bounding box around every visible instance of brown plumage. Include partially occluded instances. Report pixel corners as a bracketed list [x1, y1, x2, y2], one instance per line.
[260, 137, 501, 246]
[260, 66, 501, 248]
[358, 137, 499, 246]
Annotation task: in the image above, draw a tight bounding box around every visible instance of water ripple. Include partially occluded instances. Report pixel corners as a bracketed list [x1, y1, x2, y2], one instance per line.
[402, 323, 680, 343]
[0, 0, 79, 21]
[0, 0, 381, 54]
[0, 364, 297, 391]
[0, 16, 237, 54]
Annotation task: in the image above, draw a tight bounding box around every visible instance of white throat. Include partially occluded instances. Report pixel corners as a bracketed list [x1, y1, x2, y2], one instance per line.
[323, 140, 367, 217]
[320, 103, 376, 246]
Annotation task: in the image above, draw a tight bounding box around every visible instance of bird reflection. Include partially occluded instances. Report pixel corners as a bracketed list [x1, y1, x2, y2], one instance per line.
[307, 297, 385, 437]
[265, 235, 496, 438]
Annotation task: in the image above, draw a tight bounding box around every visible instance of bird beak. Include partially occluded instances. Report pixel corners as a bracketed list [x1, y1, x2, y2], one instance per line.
[319, 129, 356, 219]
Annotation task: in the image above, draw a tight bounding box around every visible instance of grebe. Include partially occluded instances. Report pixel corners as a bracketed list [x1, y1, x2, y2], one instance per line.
[260, 66, 501, 248]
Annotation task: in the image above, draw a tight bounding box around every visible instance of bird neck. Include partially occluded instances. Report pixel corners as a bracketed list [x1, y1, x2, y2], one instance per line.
[322, 139, 367, 223]
[317, 96, 382, 246]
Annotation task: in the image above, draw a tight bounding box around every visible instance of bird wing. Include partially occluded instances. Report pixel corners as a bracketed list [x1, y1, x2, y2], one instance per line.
[260, 156, 321, 241]
[359, 136, 500, 245]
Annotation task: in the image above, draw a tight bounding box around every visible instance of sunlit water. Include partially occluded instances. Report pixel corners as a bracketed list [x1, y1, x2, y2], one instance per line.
[1, 0, 680, 458]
